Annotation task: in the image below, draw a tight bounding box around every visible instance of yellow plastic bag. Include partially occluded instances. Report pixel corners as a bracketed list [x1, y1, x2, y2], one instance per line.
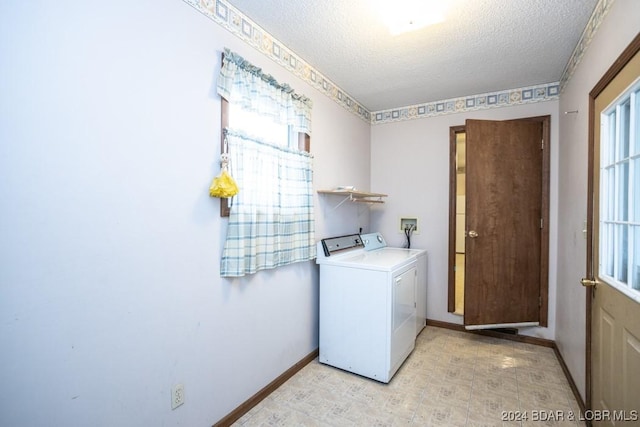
[209, 169, 239, 198]
[209, 154, 239, 198]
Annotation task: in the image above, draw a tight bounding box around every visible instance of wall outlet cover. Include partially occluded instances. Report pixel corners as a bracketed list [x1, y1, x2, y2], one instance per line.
[399, 217, 419, 234]
[171, 384, 185, 410]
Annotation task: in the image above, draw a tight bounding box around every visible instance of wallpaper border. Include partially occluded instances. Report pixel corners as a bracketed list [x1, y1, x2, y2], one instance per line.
[558, 0, 615, 91]
[371, 83, 560, 124]
[183, 0, 370, 122]
[183, 0, 612, 125]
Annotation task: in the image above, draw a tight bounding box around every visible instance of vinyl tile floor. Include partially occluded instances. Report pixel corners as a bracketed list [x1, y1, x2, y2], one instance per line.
[234, 326, 584, 427]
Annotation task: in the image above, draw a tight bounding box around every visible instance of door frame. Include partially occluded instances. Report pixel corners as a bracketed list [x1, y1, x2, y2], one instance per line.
[585, 32, 640, 411]
[448, 125, 465, 313]
[447, 116, 550, 327]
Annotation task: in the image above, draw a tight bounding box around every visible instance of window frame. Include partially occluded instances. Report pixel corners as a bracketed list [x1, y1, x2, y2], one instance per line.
[598, 77, 640, 302]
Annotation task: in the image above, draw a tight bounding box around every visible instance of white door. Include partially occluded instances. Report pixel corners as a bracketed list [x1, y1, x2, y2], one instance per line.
[586, 39, 640, 425]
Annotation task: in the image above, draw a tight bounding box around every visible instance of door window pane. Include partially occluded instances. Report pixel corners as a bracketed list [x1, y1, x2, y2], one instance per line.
[634, 90, 640, 154]
[599, 79, 640, 299]
[603, 222, 614, 277]
[617, 161, 629, 221]
[616, 224, 628, 284]
[606, 166, 615, 220]
[608, 110, 617, 163]
[634, 158, 640, 221]
[633, 226, 640, 291]
[620, 100, 631, 158]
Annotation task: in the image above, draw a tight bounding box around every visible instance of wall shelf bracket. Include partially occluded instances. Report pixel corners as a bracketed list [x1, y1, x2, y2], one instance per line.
[318, 190, 387, 210]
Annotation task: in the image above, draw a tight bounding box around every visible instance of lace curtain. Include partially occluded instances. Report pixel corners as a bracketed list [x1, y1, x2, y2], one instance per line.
[217, 49, 315, 277]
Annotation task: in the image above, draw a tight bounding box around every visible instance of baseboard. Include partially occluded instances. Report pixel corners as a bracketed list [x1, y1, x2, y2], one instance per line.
[426, 318, 467, 332]
[426, 319, 586, 412]
[212, 348, 319, 427]
[426, 318, 554, 347]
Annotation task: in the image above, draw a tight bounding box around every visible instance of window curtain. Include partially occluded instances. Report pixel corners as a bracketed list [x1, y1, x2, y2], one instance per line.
[217, 48, 312, 135]
[217, 49, 315, 277]
[220, 130, 315, 277]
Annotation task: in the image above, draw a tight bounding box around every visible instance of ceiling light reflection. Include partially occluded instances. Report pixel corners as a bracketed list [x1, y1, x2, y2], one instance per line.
[379, 0, 450, 35]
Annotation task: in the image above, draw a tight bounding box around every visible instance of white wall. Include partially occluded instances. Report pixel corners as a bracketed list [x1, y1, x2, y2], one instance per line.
[556, 0, 640, 402]
[370, 102, 560, 340]
[0, 1, 370, 426]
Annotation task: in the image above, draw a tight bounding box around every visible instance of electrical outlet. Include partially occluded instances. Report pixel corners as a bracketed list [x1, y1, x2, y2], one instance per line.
[171, 384, 185, 410]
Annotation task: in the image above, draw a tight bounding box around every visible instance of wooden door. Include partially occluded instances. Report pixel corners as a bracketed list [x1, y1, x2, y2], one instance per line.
[586, 36, 640, 424]
[464, 119, 543, 328]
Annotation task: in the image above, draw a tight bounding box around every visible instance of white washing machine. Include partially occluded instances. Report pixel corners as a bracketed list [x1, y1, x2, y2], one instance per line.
[316, 232, 427, 383]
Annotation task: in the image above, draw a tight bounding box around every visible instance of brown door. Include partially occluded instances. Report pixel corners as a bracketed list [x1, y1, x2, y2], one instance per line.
[464, 119, 543, 328]
[586, 37, 640, 424]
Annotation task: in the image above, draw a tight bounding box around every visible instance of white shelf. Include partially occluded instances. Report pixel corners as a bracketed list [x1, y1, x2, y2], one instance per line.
[318, 190, 387, 208]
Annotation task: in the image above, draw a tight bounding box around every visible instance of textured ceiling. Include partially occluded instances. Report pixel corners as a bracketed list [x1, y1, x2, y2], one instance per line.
[226, 0, 599, 112]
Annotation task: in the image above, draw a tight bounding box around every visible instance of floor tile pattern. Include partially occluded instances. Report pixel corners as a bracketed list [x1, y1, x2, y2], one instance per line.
[234, 326, 584, 426]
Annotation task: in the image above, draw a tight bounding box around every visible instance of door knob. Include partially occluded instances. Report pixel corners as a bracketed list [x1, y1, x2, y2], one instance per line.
[468, 230, 479, 238]
[580, 278, 599, 287]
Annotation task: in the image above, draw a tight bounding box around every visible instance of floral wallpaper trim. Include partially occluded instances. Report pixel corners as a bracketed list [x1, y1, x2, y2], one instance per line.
[183, 0, 610, 125]
[371, 83, 560, 124]
[559, 0, 614, 92]
[183, 0, 370, 122]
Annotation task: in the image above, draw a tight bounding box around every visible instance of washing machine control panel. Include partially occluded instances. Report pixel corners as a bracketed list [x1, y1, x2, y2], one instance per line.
[320, 234, 363, 257]
[361, 232, 388, 251]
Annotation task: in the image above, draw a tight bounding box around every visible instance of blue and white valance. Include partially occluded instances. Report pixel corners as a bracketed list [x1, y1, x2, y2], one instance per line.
[217, 48, 313, 135]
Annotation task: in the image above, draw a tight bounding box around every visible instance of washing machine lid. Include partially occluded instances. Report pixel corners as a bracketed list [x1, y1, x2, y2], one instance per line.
[337, 247, 417, 270]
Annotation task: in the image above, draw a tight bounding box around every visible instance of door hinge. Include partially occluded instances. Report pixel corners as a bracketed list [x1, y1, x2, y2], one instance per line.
[540, 218, 544, 229]
[541, 139, 544, 150]
[539, 296, 542, 307]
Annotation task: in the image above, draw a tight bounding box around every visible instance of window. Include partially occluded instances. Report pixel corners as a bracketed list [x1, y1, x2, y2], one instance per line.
[216, 48, 315, 277]
[229, 102, 296, 148]
[599, 78, 640, 300]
